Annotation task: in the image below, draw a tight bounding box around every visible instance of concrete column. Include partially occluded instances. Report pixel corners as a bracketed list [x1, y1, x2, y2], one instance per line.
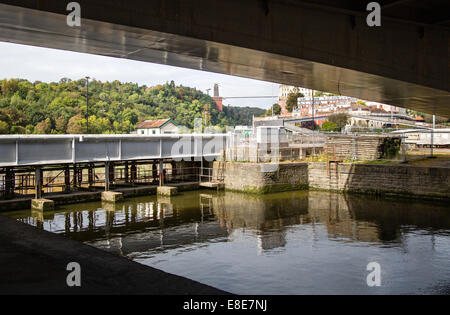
[35, 167, 42, 199]
[64, 166, 71, 193]
[130, 161, 137, 184]
[32, 166, 54, 212]
[73, 164, 78, 188]
[159, 160, 164, 186]
[109, 162, 115, 182]
[105, 162, 110, 192]
[88, 164, 94, 190]
[5, 167, 14, 199]
[171, 161, 177, 182]
[124, 161, 129, 184]
[152, 161, 158, 183]
[77, 167, 83, 187]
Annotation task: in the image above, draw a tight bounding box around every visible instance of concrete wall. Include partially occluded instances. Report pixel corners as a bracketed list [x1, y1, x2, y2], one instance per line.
[218, 162, 309, 194]
[218, 161, 449, 199]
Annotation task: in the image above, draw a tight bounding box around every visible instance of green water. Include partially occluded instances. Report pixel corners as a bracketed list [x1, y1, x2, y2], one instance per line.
[5, 190, 450, 294]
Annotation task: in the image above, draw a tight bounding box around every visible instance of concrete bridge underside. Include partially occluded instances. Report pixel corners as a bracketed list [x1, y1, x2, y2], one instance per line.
[0, 0, 449, 117]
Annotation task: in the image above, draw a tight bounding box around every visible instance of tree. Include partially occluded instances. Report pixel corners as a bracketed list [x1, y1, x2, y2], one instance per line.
[265, 103, 281, 116]
[0, 77, 267, 134]
[55, 117, 67, 133]
[286, 91, 304, 112]
[0, 120, 9, 134]
[35, 118, 52, 134]
[321, 121, 338, 132]
[328, 113, 349, 130]
[66, 115, 85, 134]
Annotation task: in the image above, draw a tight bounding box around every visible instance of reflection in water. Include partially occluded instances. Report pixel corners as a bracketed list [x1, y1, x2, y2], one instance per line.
[6, 190, 450, 294]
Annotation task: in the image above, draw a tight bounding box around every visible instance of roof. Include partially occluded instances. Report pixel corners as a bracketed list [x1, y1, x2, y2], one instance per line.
[137, 118, 173, 129]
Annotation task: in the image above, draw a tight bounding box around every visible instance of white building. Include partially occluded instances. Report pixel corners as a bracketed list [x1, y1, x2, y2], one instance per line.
[136, 118, 179, 135]
[278, 85, 313, 99]
[364, 102, 407, 114]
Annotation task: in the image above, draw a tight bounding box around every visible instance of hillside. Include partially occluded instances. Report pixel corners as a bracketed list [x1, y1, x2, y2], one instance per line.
[0, 78, 265, 134]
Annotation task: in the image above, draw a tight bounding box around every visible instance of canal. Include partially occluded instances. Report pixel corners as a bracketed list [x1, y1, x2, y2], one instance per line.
[4, 190, 450, 294]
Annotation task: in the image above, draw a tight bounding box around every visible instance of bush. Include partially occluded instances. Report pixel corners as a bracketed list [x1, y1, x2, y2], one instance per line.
[321, 121, 338, 131]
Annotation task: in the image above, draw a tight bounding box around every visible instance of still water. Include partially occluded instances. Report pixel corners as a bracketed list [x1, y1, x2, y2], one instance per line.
[5, 190, 450, 294]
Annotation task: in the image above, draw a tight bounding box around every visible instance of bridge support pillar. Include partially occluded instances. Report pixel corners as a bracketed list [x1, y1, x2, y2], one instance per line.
[5, 167, 15, 199]
[171, 161, 177, 182]
[77, 167, 82, 187]
[109, 162, 115, 183]
[130, 161, 137, 185]
[152, 161, 158, 183]
[124, 161, 129, 184]
[64, 166, 70, 193]
[159, 160, 164, 186]
[105, 162, 110, 191]
[72, 164, 78, 189]
[88, 164, 94, 190]
[34, 167, 43, 199]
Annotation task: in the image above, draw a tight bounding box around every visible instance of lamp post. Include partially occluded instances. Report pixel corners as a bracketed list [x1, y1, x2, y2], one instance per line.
[85, 76, 90, 134]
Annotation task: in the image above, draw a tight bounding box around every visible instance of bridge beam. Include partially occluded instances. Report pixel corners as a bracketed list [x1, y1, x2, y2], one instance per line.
[0, 1, 448, 116]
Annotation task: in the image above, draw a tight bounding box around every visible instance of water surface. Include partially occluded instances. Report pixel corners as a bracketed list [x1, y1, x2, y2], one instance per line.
[6, 190, 450, 294]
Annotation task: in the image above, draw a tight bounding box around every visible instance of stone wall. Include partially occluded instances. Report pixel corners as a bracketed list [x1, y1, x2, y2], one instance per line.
[217, 162, 309, 194]
[218, 161, 449, 199]
[308, 162, 449, 199]
[325, 135, 401, 160]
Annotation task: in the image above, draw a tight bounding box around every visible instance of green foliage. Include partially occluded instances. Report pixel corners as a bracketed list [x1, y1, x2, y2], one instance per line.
[328, 113, 349, 130]
[0, 78, 265, 134]
[0, 120, 9, 134]
[380, 138, 401, 159]
[286, 91, 304, 113]
[264, 103, 281, 116]
[321, 121, 338, 131]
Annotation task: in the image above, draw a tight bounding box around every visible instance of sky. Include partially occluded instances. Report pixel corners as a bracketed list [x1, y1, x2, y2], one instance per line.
[0, 41, 279, 109]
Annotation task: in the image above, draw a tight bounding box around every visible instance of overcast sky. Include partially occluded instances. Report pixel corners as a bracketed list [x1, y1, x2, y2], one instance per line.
[0, 41, 279, 109]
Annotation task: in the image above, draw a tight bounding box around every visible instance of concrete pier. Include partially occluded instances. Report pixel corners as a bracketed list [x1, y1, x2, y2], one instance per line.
[157, 186, 178, 196]
[101, 191, 123, 203]
[0, 182, 200, 212]
[31, 199, 54, 211]
[0, 215, 228, 294]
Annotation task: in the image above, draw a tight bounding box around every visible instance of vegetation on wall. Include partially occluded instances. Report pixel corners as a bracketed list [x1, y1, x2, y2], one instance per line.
[380, 137, 401, 159]
[0, 78, 265, 134]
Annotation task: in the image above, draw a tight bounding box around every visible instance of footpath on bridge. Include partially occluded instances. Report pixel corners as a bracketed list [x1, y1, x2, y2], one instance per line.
[0, 215, 229, 295]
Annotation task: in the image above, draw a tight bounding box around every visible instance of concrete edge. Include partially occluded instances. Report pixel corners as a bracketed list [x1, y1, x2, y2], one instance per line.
[0, 215, 230, 295]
